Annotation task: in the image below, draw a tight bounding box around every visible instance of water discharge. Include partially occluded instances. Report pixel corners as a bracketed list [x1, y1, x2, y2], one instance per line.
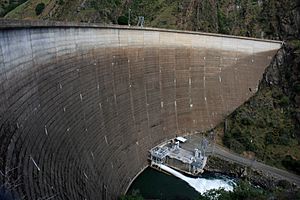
[159, 164, 235, 194]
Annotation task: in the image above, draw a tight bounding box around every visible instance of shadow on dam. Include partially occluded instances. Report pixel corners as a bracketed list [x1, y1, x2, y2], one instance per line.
[0, 20, 281, 199]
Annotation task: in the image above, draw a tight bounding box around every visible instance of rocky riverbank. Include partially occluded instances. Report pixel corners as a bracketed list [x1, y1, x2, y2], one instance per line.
[204, 156, 298, 190]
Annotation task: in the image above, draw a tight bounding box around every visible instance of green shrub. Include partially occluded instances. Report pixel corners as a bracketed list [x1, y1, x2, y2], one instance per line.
[272, 89, 283, 99]
[245, 139, 258, 152]
[265, 131, 277, 145]
[266, 117, 276, 127]
[293, 83, 300, 93]
[217, 9, 230, 34]
[279, 96, 290, 107]
[278, 135, 291, 145]
[257, 118, 266, 128]
[90, 0, 97, 9]
[229, 139, 245, 154]
[240, 116, 253, 125]
[230, 126, 242, 137]
[282, 155, 300, 175]
[277, 179, 292, 189]
[289, 40, 300, 49]
[57, 0, 64, 5]
[35, 3, 45, 15]
[118, 16, 128, 25]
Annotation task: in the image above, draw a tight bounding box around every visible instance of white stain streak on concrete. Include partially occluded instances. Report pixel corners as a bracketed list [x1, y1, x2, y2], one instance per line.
[44, 126, 48, 136]
[30, 156, 41, 171]
[104, 135, 108, 144]
[84, 172, 88, 179]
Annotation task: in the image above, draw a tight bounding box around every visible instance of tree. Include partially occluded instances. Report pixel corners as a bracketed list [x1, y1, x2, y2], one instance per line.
[35, 3, 45, 16]
[118, 16, 129, 25]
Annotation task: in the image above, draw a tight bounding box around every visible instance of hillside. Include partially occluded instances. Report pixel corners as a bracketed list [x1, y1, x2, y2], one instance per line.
[221, 42, 300, 174]
[2, 0, 299, 40]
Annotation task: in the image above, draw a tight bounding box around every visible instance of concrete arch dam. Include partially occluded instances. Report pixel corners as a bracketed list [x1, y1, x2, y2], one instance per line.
[0, 20, 281, 199]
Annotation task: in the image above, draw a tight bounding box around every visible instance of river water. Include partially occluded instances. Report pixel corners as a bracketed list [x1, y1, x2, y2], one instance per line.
[127, 166, 236, 200]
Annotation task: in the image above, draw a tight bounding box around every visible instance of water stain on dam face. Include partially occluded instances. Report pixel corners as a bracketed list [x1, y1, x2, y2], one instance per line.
[0, 20, 281, 199]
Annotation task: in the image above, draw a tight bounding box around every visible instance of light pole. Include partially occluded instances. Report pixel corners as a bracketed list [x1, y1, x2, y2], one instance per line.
[128, 8, 131, 26]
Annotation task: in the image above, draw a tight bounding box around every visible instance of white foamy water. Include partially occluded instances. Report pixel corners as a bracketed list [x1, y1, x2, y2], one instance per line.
[159, 164, 235, 194]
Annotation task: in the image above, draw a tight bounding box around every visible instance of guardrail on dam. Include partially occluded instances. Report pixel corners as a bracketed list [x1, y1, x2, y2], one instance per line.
[0, 20, 281, 199]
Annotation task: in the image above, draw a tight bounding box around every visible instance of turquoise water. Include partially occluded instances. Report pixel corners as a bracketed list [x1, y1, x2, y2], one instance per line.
[127, 167, 235, 200]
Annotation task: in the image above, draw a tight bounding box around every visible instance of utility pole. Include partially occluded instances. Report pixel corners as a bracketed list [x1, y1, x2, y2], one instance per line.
[128, 8, 131, 26]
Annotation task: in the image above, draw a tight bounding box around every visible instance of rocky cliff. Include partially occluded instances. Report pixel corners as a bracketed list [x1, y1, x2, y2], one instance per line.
[222, 35, 300, 174]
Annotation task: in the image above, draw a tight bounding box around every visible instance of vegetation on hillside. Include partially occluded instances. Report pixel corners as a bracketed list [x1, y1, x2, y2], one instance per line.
[222, 41, 300, 174]
[2, 0, 299, 40]
[121, 180, 300, 200]
[198, 180, 300, 200]
[4, 0, 52, 19]
[0, 0, 26, 17]
[223, 87, 297, 162]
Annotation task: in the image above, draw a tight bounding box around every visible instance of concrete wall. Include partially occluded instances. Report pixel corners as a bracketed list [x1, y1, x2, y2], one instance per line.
[0, 20, 281, 199]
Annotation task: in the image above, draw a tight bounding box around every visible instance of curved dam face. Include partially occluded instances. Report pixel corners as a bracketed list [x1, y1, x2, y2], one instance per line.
[0, 20, 281, 199]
